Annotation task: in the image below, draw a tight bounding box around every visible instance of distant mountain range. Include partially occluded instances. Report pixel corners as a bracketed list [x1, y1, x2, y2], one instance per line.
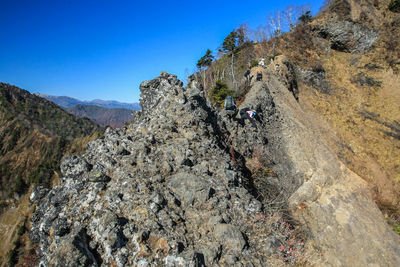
[35, 93, 140, 127]
[66, 105, 133, 128]
[35, 93, 141, 110]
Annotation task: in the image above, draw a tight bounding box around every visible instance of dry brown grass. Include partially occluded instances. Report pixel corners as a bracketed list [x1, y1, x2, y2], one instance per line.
[0, 191, 33, 267]
[299, 48, 400, 217]
[244, 1, 400, 222]
[0, 130, 102, 266]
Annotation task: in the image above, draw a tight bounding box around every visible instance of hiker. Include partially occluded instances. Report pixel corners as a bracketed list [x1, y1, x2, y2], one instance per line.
[258, 58, 265, 67]
[224, 95, 237, 118]
[244, 69, 251, 85]
[239, 107, 257, 128]
[256, 71, 263, 81]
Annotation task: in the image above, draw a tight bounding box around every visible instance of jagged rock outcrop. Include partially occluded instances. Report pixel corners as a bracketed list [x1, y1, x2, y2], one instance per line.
[31, 70, 400, 266]
[30, 73, 274, 266]
[315, 20, 378, 53]
[312, 0, 380, 54]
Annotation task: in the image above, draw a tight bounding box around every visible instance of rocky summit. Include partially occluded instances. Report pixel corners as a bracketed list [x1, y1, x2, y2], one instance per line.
[31, 71, 400, 266]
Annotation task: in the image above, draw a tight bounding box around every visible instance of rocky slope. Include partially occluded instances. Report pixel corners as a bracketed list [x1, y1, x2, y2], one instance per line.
[66, 105, 133, 128]
[203, 0, 400, 229]
[31, 71, 400, 266]
[228, 63, 400, 266]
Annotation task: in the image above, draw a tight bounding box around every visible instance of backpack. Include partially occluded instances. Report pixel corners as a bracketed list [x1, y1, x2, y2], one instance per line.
[224, 96, 236, 111]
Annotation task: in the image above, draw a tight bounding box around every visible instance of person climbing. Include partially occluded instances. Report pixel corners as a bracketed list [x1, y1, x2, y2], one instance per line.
[256, 71, 263, 81]
[239, 107, 257, 128]
[258, 58, 265, 68]
[244, 69, 251, 85]
[224, 95, 237, 118]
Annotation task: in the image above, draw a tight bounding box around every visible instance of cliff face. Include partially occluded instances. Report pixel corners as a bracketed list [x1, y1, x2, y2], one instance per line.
[298, 0, 400, 218]
[31, 71, 400, 266]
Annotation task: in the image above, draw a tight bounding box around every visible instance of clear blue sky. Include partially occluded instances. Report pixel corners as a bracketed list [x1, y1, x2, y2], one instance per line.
[0, 0, 324, 103]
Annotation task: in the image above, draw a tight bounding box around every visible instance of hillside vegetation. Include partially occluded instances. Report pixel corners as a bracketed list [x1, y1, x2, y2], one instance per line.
[0, 83, 102, 198]
[0, 83, 103, 266]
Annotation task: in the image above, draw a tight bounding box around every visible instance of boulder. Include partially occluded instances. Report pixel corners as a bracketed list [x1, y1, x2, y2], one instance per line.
[167, 172, 212, 206]
[316, 20, 378, 53]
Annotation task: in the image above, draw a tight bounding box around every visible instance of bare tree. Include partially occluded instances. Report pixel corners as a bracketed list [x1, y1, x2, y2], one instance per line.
[282, 5, 300, 30]
[319, 0, 334, 13]
[282, 4, 313, 31]
[252, 25, 270, 43]
[267, 10, 283, 37]
[237, 23, 252, 44]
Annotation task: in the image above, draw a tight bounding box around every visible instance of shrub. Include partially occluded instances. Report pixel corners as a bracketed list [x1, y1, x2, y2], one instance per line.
[312, 63, 325, 73]
[268, 53, 282, 62]
[393, 223, 400, 235]
[17, 223, 26, 236]
[250, 60, 259, 68]
[8, 249, 17, 266]
[299, 11, 312, 23]
[389, 0, 400, 12]
[210, 81, 235, 107]
[13, 176, 27, 194]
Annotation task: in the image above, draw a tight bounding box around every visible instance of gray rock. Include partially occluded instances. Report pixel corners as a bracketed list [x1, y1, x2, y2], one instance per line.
[316, 20, 378, 53]
[213, 224, 247, 251]
[167, 172, 212, 206]
[60, 155, 90, 178]
[87, 170, 110, 183]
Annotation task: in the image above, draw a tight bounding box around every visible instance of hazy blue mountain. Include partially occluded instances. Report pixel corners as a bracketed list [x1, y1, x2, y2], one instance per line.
[35, 93, 141, 110]
[66, 104, 133, 128]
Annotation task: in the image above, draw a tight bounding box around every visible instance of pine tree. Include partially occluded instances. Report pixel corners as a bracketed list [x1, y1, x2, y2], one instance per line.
[222, 31, 237, 53]
[196, 49, 214, 69]
[389, 0, 400, 12]
[299, 11, 312, 23]
[197, 49, 214, 88]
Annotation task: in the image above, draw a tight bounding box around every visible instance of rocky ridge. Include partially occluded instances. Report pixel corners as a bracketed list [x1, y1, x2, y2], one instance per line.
[31, 70, 400, 266]
[31, 72, 272, 266]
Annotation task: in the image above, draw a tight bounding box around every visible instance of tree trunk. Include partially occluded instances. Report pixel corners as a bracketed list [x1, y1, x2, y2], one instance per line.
[202, 69, 206, 90]
[231, 52, 236, 90]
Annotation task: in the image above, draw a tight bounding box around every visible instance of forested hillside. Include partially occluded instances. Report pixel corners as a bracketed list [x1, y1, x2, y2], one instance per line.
[0, 83, 103, 265]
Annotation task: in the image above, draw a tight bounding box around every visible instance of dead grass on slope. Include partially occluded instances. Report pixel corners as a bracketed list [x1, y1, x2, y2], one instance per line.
[300, 49, 400, 221]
